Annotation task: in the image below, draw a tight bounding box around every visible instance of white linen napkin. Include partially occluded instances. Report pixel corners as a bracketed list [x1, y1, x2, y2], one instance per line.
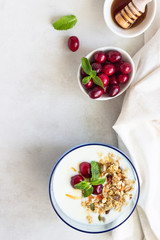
[113, 28, 160, 240]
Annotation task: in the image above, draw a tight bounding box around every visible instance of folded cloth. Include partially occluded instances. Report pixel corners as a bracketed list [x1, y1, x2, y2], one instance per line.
[113, 28, 160, 240]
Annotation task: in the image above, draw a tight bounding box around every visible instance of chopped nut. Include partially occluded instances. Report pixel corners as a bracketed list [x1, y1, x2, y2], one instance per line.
[105, 210, 110, 214]
[86, 215, 93, 224]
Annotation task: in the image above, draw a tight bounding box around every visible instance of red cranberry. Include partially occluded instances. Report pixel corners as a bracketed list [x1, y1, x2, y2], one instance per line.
[79, 162, 91, 178]
[103, 64, 116, 76]
[91, 62, 102, 74]
[107, 51, 122, 63]
[94, 51, 106, 63]
[81, 68, 87, 77]
[120, 62, 132, 74]
[115, 60, 123, 72]
[68, 36, 79, 52]
[105, 84, 110, 94]
[118, 74, 129, 84]
[92, 184, 103, 195]
[88, 86, 104, 99]
[109, 75, 118, 85]
[109, 84, 120, 97]
[83, 79, 93, 89]
[71, 175, 84, 188]
[98, 73, 109, 87]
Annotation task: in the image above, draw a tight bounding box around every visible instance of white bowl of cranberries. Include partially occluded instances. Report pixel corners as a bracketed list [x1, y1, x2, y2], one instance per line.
[78, 47, 135, 100]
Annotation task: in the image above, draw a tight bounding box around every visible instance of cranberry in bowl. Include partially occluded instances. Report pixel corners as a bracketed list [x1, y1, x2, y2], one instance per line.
[77, 47, 135, 100]
[49, 143, 140, 233]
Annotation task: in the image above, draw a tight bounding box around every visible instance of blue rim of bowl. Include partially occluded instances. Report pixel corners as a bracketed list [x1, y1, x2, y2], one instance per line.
[49, 143, 140, 234]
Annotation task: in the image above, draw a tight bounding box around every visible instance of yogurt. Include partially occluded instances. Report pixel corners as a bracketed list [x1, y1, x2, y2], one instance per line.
[51, 144, 136, 225]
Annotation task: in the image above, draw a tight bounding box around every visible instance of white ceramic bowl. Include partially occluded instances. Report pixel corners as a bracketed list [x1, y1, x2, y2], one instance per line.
[77, 46, 135, 101]
[103, 0, 156, 38]
[49, 143, 140, 233]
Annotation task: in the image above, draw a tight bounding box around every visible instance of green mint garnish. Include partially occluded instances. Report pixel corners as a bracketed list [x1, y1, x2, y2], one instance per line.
[75, 181, 93, 197]
[74, 181, 91, 190]
[81, 58, 104, 89]
[91, 178, 106, 186]
[91, 161, 100, 182]
[53, 15, 77, 30]
[74, 181, 90, 190]
[82, 76, 92, 85]
[74, 161, 106, 197]
[90, 70, 97, 78]
[81, 57, 92, 75]
[84, 185, 93, 197]
[92, 76, 105, 89]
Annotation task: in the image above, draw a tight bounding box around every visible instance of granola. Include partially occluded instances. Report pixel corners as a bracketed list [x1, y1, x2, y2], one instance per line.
[81, 152, 135, 223]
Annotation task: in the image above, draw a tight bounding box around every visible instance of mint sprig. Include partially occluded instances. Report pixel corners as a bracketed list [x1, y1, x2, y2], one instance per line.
[84, 186, 94, 197]
[74, 161, 106, 197]
[53, 15, 77, 30]
[81, 58, 104, 89]
[81, 57, 92, 75]
[74, 181, 90, 190]
[91, 161, 100, 182]
[91, 178, 106, 185]
[82, 76, 91, 85]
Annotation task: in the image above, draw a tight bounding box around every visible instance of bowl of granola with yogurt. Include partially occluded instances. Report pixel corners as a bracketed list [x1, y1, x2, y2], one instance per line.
[49, 143, 140, 233]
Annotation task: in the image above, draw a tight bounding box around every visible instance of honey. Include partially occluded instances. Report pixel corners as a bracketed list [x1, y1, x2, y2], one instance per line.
[111, 0, 147, 29]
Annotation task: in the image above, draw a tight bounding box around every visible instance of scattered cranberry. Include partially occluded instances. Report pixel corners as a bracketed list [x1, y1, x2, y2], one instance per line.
[71, 175, 84, 188]
[94, 51, 106, 63]
[79, 162, 91, 178]
[92, 184, 103, 195]
[98, 73, 109, 87]
[89, 86, 104, 99]
[118, 74, 129, 84]
[107, 51, 122, 63]
[91, 62, 102, 74]
[103, 64, 115, 76]
[83, 79, 93, 89]
[110, 75, 118, 85]
[109, 84, 120, 97]
[120, 62, 132, 74]
[68, 36, 79, 52]
[81, 68, 87, 77]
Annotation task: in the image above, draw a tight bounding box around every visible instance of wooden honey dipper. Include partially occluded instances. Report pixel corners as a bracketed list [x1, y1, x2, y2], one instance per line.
[115, 0, 152, 29]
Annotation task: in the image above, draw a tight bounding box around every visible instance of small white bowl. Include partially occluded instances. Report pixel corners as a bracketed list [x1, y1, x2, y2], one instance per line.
[77, 46, 135, 101]
[103, 0, 156, 38]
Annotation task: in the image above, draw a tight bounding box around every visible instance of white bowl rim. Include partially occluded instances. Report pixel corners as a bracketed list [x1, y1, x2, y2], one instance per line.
[49, 142, 140, 234]
[77, 46, 135, 101]
[103, 0, 157, 38]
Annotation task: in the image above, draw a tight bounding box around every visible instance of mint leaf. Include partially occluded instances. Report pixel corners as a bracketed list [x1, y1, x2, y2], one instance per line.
[91, 178, 106, 186]
[75, 181, 90, 190]
[91, 161, 100, 182]
[92, 76, 104, 89]
[84, 185, 93, 197]
[53, 15, 77, 30]
[81, 57, 92, 75]
[90, 70, 97, 78]
[82, 76, 91, 85]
